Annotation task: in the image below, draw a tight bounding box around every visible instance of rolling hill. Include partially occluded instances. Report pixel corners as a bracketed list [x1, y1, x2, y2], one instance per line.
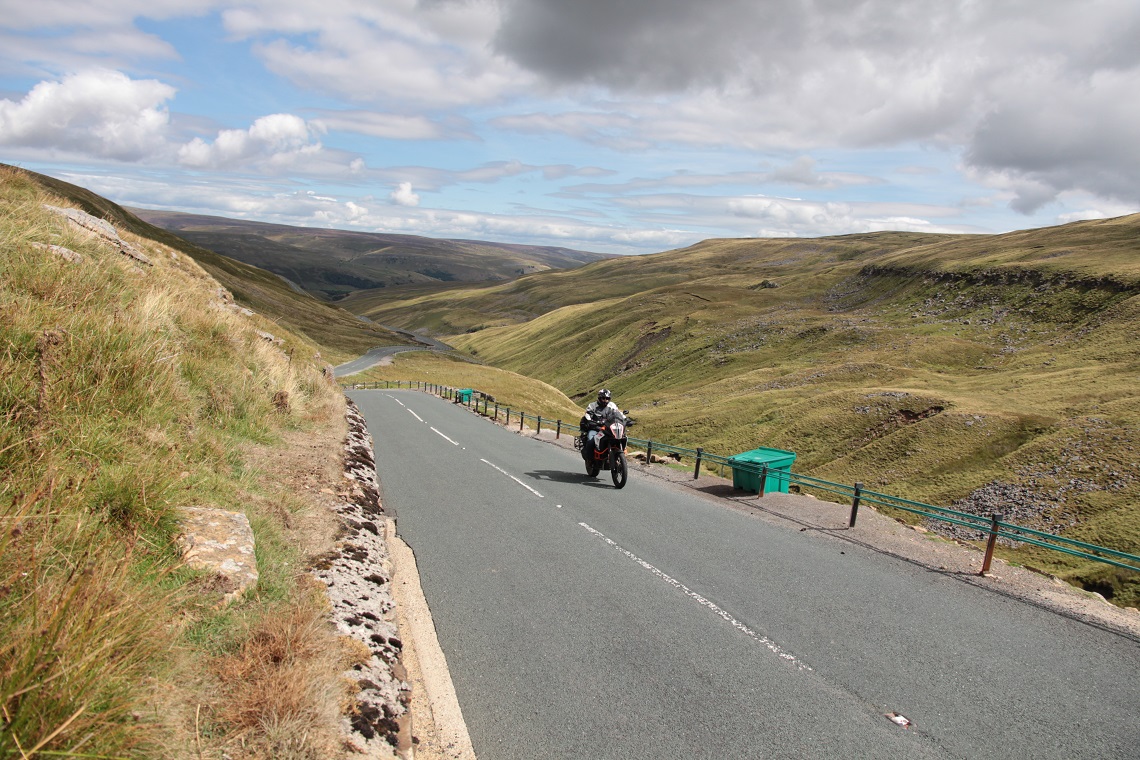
[359, 215, 1140, 603]
[131, 208, 613, 301]
[2, 165, 415, 361]
[0, 164, 368, 756]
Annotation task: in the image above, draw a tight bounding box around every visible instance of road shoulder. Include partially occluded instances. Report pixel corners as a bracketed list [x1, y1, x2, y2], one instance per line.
[388, 520, 478, 760]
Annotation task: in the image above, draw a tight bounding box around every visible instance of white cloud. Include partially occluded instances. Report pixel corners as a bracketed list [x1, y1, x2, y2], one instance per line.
[178, 113, 324, 169]
[314, 111, 457, 140]
[390, 181, 420, 206]
[488, 0, 1140, 210]
[489, 111, 648, 150]
[561, 160, 879, 198]
[222, 0, 529, 108]
[0, 69, 174, 160]
[725, 195, 960, 237]
[0, 0, 215, 29]
[964, 67, 1140, 212]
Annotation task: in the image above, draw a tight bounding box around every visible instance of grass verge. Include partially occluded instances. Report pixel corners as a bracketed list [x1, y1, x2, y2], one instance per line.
[1, 167, 358, 757]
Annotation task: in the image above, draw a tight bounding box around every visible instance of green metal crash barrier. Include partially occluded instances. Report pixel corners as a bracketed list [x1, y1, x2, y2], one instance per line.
[342, 380, 1140, 576]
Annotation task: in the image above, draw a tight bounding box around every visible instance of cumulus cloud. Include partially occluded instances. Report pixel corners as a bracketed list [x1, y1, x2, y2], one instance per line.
[178, 113, 324, 169]
[493, 0, 791, 92]
[723, 195, 959, 237]
[489, 0, 1140, 210]
[0, 69, 174, 160]
[390, 181, 420, 206]
[965, 67, 1140, 212]
[221, 0, 528, 108]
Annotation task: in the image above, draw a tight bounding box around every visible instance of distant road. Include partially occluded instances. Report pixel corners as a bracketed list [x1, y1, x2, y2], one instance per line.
[334, 328, 454, 377]
[352, 389, 1140, 760]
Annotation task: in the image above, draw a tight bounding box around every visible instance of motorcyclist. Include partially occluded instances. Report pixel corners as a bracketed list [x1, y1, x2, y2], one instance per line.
[581, 389, 626, 454]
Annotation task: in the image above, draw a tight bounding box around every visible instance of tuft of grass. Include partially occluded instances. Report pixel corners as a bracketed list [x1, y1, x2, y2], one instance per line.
[209, 591, 354, 760]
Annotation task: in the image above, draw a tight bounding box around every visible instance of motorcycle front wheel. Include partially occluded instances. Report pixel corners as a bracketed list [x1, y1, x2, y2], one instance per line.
[610, 450, 627, 489]
[586, 458, 601, 478]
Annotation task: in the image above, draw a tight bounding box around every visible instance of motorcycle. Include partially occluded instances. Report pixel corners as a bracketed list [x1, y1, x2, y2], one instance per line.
[574, 412, 634, 489]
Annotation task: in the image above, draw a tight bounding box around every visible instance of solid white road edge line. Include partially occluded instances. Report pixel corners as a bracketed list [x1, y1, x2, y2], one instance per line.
[578, 522, 811, 671]
[480, 459, 545, 498]
[431, 427, 460, 446]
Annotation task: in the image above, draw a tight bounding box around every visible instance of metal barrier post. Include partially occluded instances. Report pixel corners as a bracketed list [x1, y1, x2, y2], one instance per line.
[694, 448, 703, 479]
[759, 464, 769, 497]
[556, 420, 562, 439]
[519, 413, 524, 431]
[495, 402, 499, 420]
[848, 482, 863, 527]
[981, 513, 1004, 575]
[647, 440, 654, 463]
[537, 416, 543, 433]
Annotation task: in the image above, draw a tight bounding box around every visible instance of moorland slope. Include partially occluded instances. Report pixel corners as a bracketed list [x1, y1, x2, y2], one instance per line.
[0, 165, 392, 757]
[133, 208, 612, 301]
[361, 216, 1140, 603]
[3, 165, 415, 362]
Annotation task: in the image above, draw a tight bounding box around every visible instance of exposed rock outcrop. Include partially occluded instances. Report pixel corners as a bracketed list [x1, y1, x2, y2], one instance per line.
[177, 507, 259, 603]
[43, 204, 153, 266]
[312, 400, 410, 757]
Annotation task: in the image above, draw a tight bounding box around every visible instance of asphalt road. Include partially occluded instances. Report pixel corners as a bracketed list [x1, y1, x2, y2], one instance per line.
[334, 345, 433, 377]
[334, 333, 454, 378]
[350, 389, 1140, 760]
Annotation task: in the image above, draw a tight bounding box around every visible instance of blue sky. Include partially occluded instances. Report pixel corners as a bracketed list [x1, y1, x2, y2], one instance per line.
[2, 0, 1138, 254]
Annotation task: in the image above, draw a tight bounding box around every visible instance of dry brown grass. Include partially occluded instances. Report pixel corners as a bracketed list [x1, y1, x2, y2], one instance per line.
[210, 590, 354, 760]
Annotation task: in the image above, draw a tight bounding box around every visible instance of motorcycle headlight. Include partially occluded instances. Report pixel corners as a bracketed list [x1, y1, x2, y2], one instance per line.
[611, 422, 624, 438]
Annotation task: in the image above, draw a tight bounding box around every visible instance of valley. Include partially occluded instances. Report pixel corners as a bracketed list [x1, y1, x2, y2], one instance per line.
[346, 217, 1140, 604]
[3, 165, 1137, 759]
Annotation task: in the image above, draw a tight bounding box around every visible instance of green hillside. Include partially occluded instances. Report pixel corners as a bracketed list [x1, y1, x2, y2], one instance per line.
[3, 165, 414, 363]
[367, 216, 1140, 603]
[132, 208, 612, 301]
[0, 167, 361, 756]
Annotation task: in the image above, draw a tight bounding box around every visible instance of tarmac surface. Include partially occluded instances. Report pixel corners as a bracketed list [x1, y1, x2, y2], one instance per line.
[354, 388, 1140, 760]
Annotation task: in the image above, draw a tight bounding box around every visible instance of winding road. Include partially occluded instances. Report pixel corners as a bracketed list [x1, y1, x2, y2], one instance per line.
[350, 389, 1139, 760]
[334, 326, 454, 378]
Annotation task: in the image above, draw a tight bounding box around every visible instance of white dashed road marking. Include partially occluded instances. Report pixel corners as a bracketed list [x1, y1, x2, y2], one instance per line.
[481, 459, 545, 498]
[578, 522, 811, 671]
[432, 428, 460, 446]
